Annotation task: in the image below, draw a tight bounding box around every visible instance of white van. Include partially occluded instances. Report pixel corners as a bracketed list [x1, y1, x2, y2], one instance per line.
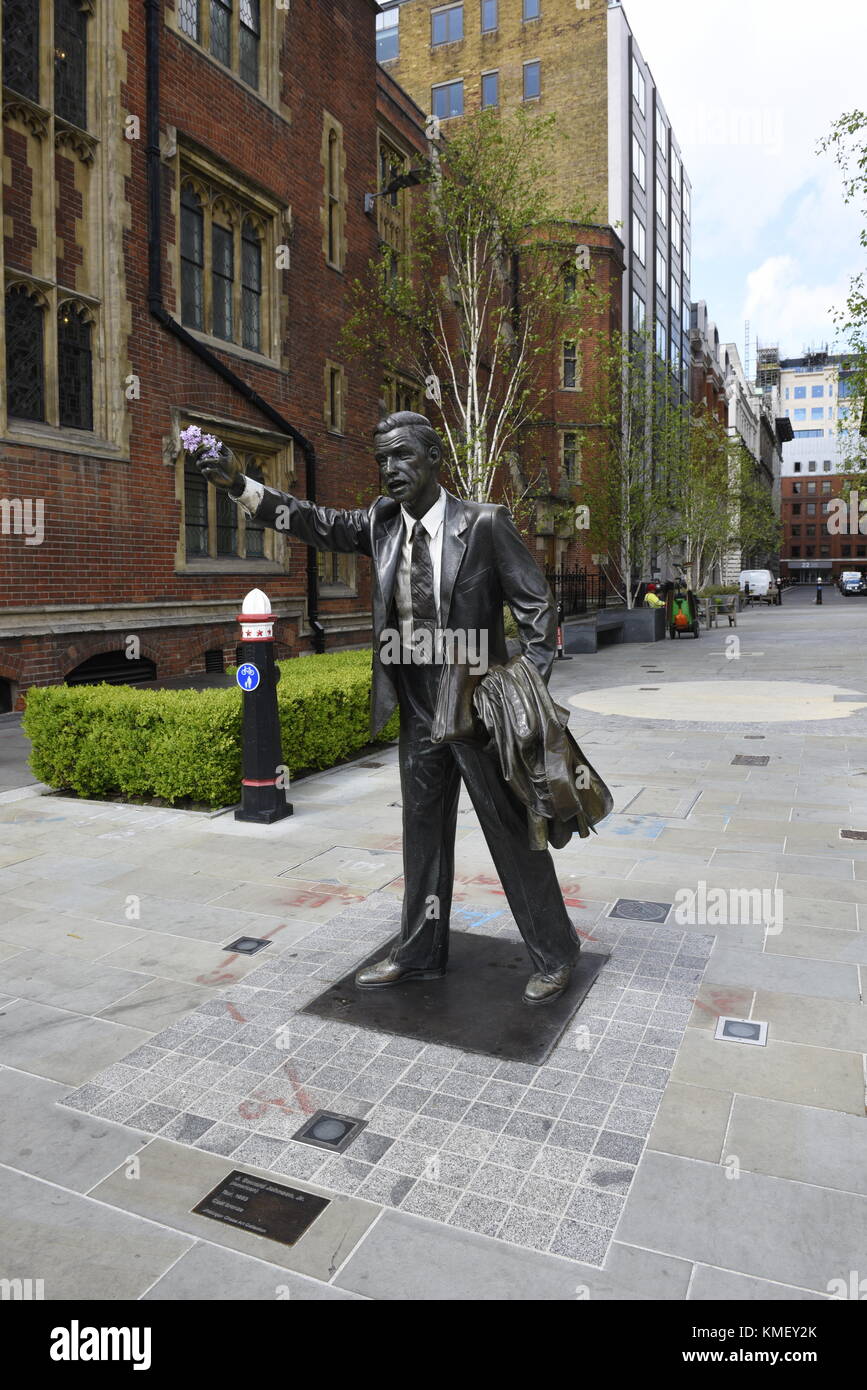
[739, 569, 776, 602]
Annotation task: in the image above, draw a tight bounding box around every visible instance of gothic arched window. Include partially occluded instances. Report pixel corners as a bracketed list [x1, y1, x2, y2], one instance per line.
[180, 184, 204, 330]
[5, 287, 45, 422]
[211, 212, 234, 342]
[58, 302, 94, 430]
[239, 0, 260, 89]
[3, 0, 40, 102]
[54, 0, 89, 129]
[241, 218, 262, 351]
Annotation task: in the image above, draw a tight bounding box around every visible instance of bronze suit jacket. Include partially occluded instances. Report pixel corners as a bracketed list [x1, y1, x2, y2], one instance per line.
[252, 485, 557, 741]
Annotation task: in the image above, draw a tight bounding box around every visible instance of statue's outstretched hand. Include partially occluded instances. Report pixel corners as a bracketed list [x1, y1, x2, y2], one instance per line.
[195, 443, 241, 490]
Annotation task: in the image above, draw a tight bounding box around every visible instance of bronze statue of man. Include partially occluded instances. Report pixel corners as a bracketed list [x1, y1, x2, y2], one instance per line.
[197, 412, 581, 1003]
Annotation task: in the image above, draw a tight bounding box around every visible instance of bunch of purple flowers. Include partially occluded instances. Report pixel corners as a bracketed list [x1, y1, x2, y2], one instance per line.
[180, 424, 224, 461]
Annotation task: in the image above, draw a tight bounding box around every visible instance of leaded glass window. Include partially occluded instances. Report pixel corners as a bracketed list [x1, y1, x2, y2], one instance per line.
[210, 0, 231, 66]
[178, 0, 199, 41]
[244, 461, 265, 557]
[54, 0, 88, 128]
[216, 485, 238, 554]
[58, 302, 93, 430]
[239, 0, 259, 89]
[180, 185, 204, 330]
[212, 221, 234, 341]
[184, 461, 209, 557]
[6, 288, 45, 422]
[241, 219, 261, 351]
[3, 0, 40, 101]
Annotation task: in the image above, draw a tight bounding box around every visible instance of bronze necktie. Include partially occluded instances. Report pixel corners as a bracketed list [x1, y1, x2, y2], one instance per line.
[411, 521, 437, 648]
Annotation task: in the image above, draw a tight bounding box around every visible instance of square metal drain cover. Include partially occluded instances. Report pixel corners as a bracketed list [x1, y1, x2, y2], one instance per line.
[732, 755, 770, 766]
[841, 829, 867, 841]
[293, 1109, 367, 1153]
[714, 1016, 767, 1046]
[609, 898, 671, 924]
[224, 936, 272, 956]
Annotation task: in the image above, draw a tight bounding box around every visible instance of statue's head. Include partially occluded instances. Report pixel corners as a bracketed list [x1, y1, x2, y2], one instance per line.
[373, 411, 443, 512]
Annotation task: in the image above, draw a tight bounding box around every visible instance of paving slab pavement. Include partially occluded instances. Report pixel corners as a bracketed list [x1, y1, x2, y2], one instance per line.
[1, 587, 866, 1300]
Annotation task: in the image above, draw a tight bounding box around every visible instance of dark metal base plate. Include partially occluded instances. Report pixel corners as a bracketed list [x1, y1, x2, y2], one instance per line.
[302, 933, 610, 1065]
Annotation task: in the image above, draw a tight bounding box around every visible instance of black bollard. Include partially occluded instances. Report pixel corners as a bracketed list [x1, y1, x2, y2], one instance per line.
[815, 577, 823, 606]
[234, 588, 293, 823]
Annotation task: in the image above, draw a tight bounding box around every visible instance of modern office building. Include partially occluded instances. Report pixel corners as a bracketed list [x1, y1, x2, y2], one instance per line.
[773, 349, 862, 583]
[378, 0, 692, 399]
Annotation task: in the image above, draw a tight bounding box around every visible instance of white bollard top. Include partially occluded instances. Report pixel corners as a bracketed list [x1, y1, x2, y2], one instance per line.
[242, 587, 271, 616]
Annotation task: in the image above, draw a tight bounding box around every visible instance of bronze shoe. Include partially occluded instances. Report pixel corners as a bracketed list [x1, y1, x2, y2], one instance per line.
[523, 964, 571, 1005]
[355, 956, 446, 989]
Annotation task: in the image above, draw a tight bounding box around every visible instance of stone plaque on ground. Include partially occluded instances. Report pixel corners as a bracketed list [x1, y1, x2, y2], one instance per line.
[192, 1170, 329, 1247]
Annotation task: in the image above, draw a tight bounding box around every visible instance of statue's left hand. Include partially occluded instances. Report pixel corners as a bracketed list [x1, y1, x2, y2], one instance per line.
[196, 444, 242, 491]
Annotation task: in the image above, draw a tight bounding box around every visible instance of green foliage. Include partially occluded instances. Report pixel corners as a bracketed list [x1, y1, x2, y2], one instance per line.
[819, 110, 867, 476]
[23, 651, 398, 809]
[340, 104, 598, 507]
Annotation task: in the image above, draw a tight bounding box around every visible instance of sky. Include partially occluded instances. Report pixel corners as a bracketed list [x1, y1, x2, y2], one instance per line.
[624, 0, 866, 364]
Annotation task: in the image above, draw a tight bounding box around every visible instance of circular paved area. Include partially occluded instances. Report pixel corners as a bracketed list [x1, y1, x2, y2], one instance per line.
[567, 679, 867, 724]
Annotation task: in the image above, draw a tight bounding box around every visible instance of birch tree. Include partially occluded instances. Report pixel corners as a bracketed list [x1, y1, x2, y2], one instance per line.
[343, 105, 596, 507]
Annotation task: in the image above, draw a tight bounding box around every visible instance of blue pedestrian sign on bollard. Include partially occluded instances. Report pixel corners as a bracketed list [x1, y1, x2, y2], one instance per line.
[236, 662, 260, 691]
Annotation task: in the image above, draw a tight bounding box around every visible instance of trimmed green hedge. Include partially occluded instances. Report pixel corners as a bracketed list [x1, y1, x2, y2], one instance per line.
[23, 650, 398, 809]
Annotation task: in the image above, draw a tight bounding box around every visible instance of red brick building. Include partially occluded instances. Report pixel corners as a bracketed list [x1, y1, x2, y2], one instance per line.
[0, 0, 428, 709]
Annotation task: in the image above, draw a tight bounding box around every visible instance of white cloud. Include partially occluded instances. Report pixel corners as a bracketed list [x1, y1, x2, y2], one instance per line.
[742, 255, 850, 353]
[622, 0, 866, 349]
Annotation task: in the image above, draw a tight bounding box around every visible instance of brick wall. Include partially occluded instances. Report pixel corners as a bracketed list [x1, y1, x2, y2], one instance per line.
[0, 0, 430, 706]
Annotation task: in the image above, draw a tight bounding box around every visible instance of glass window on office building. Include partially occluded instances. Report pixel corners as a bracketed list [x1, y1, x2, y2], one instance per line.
[376, 6, 399, 62]
[811, 384, 824, 397]
[632, 56, 645, 112]
[655, 317, 667, 358]
[794, 386, 806, 399]
[632, 213, 645, 265]
[633, 135, 645, 189]
[523, 0, 540, 20]
[670, 149, 681, 191]
[481, 70, 498, 108]
[631, 290, 646, 332]
[655, 246, 665, 284]
[481, 0, 498, 31]
[656, 177, 667, 227]
[683, 185, 691, 221]
[432, 3, 463, 46]
[523, 60, 540, 100]
[655, 108, 666, 153]
[432, 79, 464, 119]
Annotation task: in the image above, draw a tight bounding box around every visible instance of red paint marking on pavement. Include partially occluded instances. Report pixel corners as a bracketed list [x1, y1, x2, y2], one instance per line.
[691, 987, 744, 1016]
[224, 1001, 247, 1022]
[282, 1061, 315, 1115]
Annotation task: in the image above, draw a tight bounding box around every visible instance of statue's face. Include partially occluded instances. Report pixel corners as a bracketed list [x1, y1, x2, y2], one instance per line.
[373, 426, 440, 508]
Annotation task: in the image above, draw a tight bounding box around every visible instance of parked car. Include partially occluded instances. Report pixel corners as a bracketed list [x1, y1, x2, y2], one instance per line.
[738, 569, 777, 604]
[840, 572, 867, 596]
